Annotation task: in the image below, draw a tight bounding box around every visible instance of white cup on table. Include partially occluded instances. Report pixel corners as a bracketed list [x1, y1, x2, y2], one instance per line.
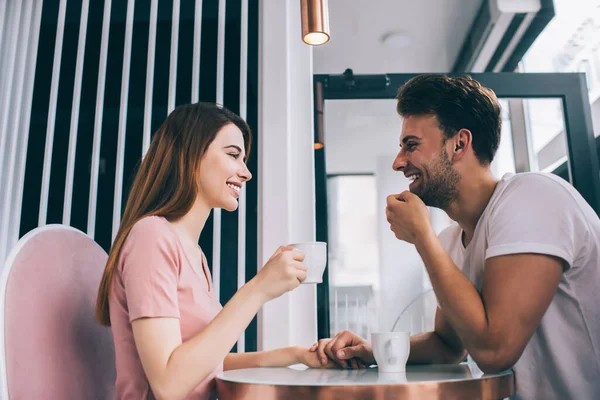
[371, 332, 410, 373]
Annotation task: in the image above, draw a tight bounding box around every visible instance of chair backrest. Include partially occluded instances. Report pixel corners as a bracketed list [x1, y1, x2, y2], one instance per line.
[0, 225, 116, 399]
[391, 288, 437, 334]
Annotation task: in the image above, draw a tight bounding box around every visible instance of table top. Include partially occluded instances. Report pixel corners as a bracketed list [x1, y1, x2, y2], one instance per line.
[216, 364, 515, 399]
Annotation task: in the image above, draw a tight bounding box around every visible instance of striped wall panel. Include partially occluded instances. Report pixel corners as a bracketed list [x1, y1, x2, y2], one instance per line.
[11, 0, 259, 352]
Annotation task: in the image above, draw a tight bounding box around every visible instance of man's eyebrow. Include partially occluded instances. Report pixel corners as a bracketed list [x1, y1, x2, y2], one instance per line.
[399, 135, 421, 146]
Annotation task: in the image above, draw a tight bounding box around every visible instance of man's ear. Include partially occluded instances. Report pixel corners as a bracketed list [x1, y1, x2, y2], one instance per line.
[450, 129, 472, 161]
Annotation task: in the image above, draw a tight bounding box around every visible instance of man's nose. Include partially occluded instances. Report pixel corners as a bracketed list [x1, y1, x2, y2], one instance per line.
[392, 152, 407, 172]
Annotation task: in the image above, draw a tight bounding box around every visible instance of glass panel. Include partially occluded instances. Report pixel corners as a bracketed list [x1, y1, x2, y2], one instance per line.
[524, 98, 568, 172]
[491, 99, 516, 177]
[327, 175, 379, 338]
[520, 0, 600, 138]
[322, 94, 571, 339]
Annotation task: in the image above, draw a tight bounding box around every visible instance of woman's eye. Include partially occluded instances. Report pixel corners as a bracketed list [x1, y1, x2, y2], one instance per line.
[228, 153, 240, 159]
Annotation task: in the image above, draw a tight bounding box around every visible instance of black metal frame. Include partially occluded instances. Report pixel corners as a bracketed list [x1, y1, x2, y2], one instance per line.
[314, 72, 600, 339]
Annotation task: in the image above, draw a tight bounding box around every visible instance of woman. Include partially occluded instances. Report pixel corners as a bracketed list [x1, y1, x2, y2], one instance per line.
[96, 103, 333, 400]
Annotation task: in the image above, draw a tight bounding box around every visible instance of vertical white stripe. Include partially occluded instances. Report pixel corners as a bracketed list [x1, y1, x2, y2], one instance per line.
[87, 0, 112, 238]
[142, 0, 158, 157]
[191, 0, 203, 103]
[112, 0, 136, 240]
[0, 0, 34, 260]
[10, 0, 44, 256]
[0, 1, 19, 192]
[0, 1, 8, 73]
[212, 209, 221, 301]
[38, 0, 67, 226]
[239, 0, 248, 121]
[168, 0, 180, 113]
[236, 0, 248, 354]
[63, 0, 90, 225]
[216, 0, 226, 105]
[212, 0, 226, 302]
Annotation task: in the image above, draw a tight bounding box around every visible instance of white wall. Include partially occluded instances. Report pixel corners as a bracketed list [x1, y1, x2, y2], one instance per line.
[257, 0, 317, 350]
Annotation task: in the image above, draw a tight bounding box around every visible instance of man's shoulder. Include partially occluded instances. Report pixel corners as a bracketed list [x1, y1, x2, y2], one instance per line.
[492, 172, 580, 209]
[487, 172, 595, 233]
[500, 172, 572, 193]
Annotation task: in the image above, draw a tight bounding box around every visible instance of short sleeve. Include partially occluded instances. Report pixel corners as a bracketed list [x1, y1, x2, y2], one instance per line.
[485, 175, 582, 269]
[120, 217, 181, 322]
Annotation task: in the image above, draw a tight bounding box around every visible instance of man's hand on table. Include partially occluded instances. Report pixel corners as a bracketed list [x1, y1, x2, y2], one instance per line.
[309, 330, 375, 369]
[296, 346, 338, 369]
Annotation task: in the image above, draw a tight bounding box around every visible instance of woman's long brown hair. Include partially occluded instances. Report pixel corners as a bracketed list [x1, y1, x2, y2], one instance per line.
[96, 103, 251, 326]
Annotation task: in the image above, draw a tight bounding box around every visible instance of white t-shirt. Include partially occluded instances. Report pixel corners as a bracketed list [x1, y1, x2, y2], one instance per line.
[438, 172, 600, 400]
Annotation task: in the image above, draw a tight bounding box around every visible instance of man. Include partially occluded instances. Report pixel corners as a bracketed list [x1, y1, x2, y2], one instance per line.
[311, 74, 600, 399]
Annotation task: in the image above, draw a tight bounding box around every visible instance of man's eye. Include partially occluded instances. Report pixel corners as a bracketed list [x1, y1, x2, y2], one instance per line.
[228, 153, 240, 159]
[405, 143, 417, 151]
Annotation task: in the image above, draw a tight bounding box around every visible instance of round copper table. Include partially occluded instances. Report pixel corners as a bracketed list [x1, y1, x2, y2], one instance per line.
[216, 364, 514, 399]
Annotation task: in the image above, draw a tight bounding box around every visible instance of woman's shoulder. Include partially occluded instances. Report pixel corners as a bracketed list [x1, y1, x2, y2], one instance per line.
[119, 216, 183, 274]
[125, 216, 179, 250]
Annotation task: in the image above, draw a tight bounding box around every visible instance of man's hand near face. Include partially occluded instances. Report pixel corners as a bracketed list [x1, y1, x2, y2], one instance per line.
[386, 191, 435, 244]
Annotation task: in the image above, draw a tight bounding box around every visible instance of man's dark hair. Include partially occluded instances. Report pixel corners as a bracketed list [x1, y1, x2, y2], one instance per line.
[396, 74, 502, 165]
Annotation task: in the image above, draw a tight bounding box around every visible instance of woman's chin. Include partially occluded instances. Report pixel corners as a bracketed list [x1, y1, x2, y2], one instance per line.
[222, 200, 239, 212]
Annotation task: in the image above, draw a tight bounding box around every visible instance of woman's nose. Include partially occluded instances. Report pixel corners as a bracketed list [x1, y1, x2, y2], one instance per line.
[239, 165, 252, 182]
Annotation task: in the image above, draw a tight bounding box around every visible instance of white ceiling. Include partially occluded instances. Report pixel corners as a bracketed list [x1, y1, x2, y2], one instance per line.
[317, 0, 483, 174]
[314, 0, 483, 74]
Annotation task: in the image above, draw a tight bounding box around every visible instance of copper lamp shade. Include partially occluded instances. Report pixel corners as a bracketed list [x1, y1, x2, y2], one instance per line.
[301, 0, 330, 46]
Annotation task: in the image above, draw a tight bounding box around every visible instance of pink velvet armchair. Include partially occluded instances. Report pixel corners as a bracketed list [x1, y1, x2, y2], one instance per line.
[0, 225, 116, 399]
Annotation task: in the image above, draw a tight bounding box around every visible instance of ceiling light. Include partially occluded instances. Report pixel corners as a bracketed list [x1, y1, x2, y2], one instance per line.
[301, 0, 330, 46]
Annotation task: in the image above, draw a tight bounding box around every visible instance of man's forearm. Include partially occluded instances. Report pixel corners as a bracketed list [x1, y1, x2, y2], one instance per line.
[415, 232, 496, 356]
[408, 331, 467, 365]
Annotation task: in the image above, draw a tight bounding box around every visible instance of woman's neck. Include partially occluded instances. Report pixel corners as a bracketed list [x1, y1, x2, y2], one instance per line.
[169, 197, 212, 245]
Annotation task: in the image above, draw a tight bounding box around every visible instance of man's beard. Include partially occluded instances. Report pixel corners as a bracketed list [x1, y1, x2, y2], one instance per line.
[411, 148, 460, 209]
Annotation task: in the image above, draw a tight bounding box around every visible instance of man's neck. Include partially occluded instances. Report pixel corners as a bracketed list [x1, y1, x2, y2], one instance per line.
[445, 169, 499, 246]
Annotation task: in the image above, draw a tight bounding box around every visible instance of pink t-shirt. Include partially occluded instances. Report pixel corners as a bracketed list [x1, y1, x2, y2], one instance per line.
[109, 216, 223, 399]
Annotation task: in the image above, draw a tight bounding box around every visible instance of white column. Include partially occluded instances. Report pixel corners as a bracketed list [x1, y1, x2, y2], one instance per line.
[257, 0, 317, 350]
[236, 0, 249, 354]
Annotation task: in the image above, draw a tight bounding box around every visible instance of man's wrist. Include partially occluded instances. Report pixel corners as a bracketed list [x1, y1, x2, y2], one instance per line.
[415, 225, 438, 255]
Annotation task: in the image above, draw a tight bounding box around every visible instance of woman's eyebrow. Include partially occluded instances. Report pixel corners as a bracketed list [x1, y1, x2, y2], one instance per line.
[223, 145, 243, 153]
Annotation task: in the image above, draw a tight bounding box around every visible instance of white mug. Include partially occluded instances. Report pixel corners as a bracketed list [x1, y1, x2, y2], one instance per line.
[371, 332, 410, 373]
[291, 242, 327, 284]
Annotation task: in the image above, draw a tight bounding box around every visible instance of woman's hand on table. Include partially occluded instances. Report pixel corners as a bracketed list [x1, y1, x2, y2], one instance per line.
[309, 331, 375, 369]
[295, 346, 337, 368]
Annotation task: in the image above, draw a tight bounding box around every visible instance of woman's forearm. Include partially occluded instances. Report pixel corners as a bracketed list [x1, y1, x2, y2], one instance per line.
[224, 346, 302, 370]
[153, 279, 267, 399]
